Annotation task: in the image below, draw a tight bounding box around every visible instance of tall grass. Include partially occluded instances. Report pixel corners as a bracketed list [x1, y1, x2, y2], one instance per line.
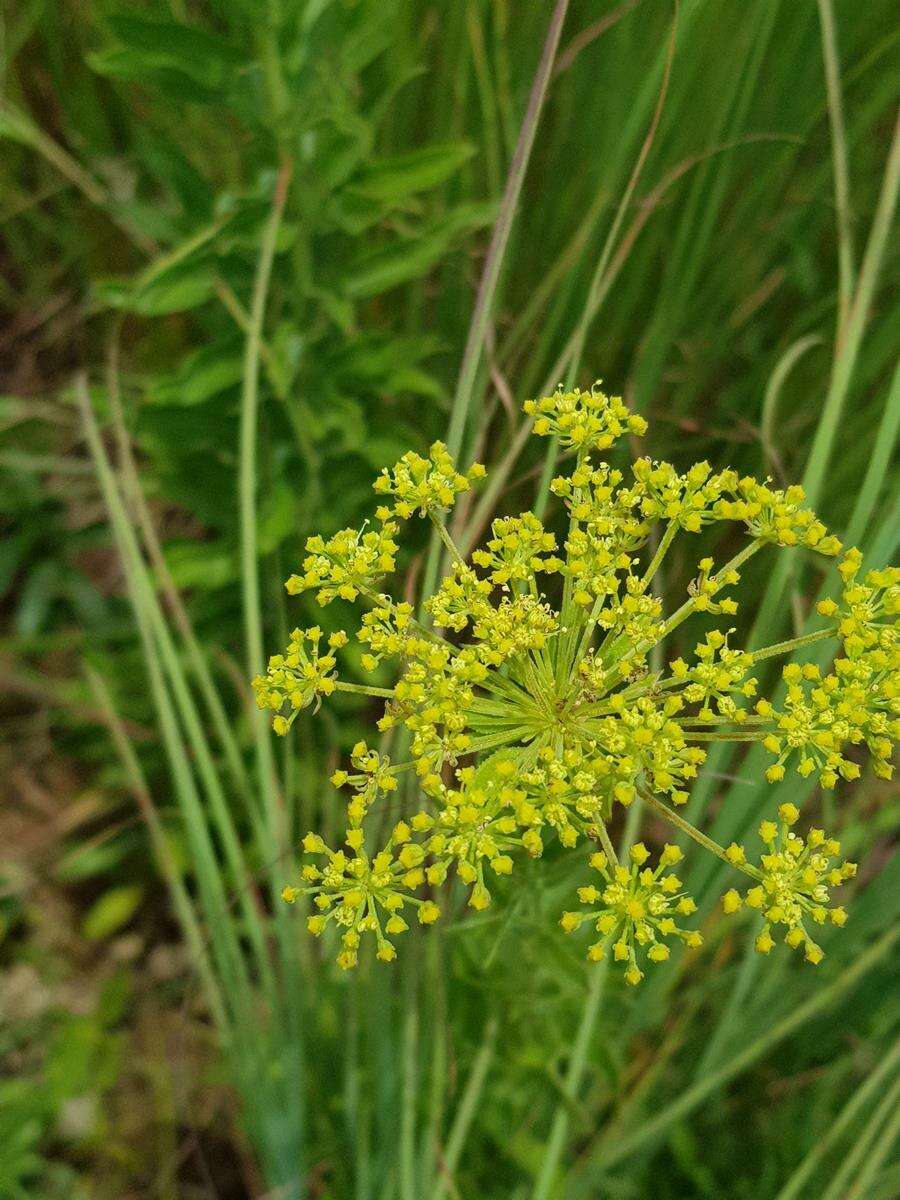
[2, 1, 898, 1196]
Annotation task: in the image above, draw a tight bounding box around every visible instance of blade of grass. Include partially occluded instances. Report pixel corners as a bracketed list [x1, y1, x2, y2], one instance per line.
[461, 131, 801, 557]
[821, 1072, 900, 1200]
[584, 925, 899, 1175]
[760, 334, 824, 477]
[239, 159, 292, 846]
[105, 326, 255, 809]
[235, 158, 310, 1191]
[431, 1017, 498, 1200]
[421, 0, 570, 607]
[816, 0, 855, 338]
[531, 800, 643, 1200]
[775, 1035, 900, 1200]
[842, 356, 900, 548]
[749, 109, 900, 648]
[77, 376, 274, 996]
[84, 662, 230, 1034]
[553, 0, 645, 79]
[847, 1102, 900, 1200]
[400, 980, 419, 1200]
[534, 0, 678, 516]
[445, 0, 570, 461]
[79, 398, 253, 1028]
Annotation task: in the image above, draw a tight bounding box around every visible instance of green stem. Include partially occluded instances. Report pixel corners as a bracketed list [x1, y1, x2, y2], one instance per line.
[423, 0, 571, 609]
[531, 961, 608, 1200]
[816, 0, 855, 339]
[428, 510, 466, 568]
[685, 730, 768, 742]
[334, 681, 396, 699]
[431, 1019, 499, 1200]
[660, 540, 762, 640]
[596, 820, 619, 867]
[750, 626, 835, 662]
[640, 518, 678, 589]
[638, 787, 756, 876]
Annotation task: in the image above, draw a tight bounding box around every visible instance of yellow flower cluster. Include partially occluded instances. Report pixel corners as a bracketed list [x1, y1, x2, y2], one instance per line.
[259, 385, 894, 975]
[408, 765, 527, 909]
[331, 741, 398, 827]
[524, 383, 647, 449]
[561, 844, 701, 985]
[721, 804, 856, 964]
[286, 831, 439, 968]
[471, 595, 558, 665]
[714, 479, 842, 553]
[670, 631, 756, 720]
[252, 627, 348, 733]
[592, 695, 706, 806]
[688, 556, 740, 616]
[633, 458, 735, 532]
[471, 513, 562, 584]
[427, 565, 493, 631]
[287, 523, 398, 604]
[358, 596, 415, 669]
[520, 744, 613, 848]
[373, 440, 485, 519]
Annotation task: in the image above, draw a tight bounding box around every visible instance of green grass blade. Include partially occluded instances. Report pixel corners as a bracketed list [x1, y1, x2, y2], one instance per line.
[585, 925, 899, 1176]
[775, 1035, 900, 1200]
[239, 161, 291, 848]
[817, 0, 856, 333]
[431, 1018, 498, 1200]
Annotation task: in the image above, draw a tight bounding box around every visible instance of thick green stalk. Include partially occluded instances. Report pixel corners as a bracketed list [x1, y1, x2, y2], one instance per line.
[531, 801, 642, 1199]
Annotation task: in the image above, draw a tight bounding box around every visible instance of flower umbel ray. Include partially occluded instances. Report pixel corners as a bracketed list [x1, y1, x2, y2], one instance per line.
[254, 384, 896, 975]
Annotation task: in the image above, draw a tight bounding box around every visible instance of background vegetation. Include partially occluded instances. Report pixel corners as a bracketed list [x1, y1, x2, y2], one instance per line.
[1, 1, 898, 1197]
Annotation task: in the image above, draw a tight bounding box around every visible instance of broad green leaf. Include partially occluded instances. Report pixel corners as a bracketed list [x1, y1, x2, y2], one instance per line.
[81, 886, 143, 940]
[87, 50, 221, 104]
[350, 142, 475, 202]
[94, 264, 216, 315]
[106, 15, 243, 71]
[163, 540, 237, 590]
[152, 347, 244, 406]
[89, 14, 243, 99]
[344, 202, 495, 297]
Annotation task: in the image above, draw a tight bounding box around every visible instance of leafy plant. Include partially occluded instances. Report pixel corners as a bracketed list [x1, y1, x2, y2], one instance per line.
[1, 0, 898, 1197]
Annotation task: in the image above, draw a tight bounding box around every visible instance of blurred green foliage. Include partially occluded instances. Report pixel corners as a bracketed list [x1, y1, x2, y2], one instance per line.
[1, 1, 898, 1198]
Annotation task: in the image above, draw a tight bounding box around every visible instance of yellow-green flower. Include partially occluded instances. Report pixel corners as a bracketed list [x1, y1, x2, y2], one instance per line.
[295, 830, 440, 968]
[524, 383, 646, 450]
[252, 626, 347, 732]
[562, 843, 701, 985]
[287, 523, 399, 604]
[259, 386, 893, 972]
[722, 804, 856, 964]
[373, 440, 484, 519]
